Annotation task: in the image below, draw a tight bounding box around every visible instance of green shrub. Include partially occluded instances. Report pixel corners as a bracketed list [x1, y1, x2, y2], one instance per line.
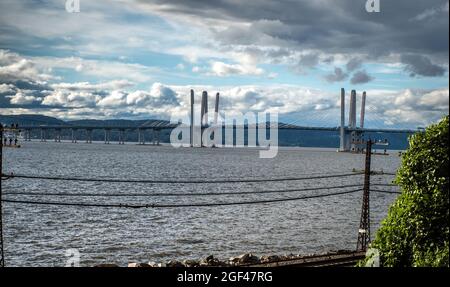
[363, 115, 449, 267]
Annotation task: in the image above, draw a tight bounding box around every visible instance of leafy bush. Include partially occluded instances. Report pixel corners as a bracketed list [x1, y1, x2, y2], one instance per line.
[364, 115, 449, 267]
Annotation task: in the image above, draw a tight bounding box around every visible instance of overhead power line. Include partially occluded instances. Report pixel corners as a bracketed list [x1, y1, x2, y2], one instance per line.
[3, 184, 362, 197]
[4, 172, 364, 184]
[2, 189, 363, 209]
[370, 189, 401, 194]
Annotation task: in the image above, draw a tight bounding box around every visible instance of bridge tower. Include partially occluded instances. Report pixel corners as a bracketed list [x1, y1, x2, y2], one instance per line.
[339, 88, 346, 151]
[339, 89, 367, 153]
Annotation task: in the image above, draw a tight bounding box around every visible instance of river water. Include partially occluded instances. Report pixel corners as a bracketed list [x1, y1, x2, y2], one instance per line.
[2, 141, 401, 266]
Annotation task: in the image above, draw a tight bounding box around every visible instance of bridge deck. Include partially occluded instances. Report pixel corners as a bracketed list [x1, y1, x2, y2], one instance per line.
[17, 124, 418, 134]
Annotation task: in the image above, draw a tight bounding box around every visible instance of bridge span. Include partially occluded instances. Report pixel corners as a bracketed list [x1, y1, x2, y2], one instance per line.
[11, 88, 420, 147]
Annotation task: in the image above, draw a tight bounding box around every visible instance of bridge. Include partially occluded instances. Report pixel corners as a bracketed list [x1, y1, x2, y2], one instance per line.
[10, 88, 419, 149]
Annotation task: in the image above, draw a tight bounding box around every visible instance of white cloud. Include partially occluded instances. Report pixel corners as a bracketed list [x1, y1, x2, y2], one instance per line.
[97, 90, 127, 107]
[418, 88, 449, 110]
[0, 83, 15, 94]
[126, 83, 179, 107]
[51, 80, 134, 91]
[209, 61, 264, 77]
[412, 1, 449, 21]
[32, 56, 158, 83]
[0, 49, 53, 83]
[8, 91, 41, 105]
[42, 90, 100, 108]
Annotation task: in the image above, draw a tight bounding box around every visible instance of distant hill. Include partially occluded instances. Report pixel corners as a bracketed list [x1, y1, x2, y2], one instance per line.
[0, 114, 66, 126]
[0, 114, 412, 149]
[0, 115, 167, 128]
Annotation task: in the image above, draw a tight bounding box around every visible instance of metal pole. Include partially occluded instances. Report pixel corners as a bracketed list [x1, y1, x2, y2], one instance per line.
[360, 91, 366, 129]
[340, 88, 345, 151]
[190, 89, 194, 147]
[357, 140, 372, 251]
[0, 124, 5, 267]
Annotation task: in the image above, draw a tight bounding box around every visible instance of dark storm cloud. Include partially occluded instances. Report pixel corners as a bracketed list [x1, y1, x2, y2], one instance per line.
[141, 0, 449, 71]
[299, 53, 320, 68]
[346, 58, 363, 72]
[324, 67, 348, 83]
[401, 54, 447, 77]
[350, 70, 374, 84]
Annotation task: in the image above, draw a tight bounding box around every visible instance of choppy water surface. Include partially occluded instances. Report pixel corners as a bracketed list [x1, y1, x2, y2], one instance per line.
[2, 142, 401, 266]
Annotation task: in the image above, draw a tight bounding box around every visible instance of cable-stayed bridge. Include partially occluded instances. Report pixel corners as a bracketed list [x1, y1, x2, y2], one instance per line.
[9, 89, 420, 149]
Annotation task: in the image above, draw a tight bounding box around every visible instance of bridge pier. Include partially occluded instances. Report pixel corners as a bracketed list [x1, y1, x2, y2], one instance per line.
[104, 129, 110, 144]
[86, 129, 92, 143]
[138, 129, 145, 145]
[25, 129, 31, 141]
[40, 129, 47, 142]
[54, 129, 61, 142]
[118, 129, 125, 144]
[71, 129, 77, 143]
[152, 129, 160, 145]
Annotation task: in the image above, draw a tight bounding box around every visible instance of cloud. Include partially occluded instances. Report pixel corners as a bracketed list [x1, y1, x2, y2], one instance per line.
[0, 49, 53, 83]
[400, 54, 446, 77]
[8, 91, 42, 105]
[0, 0, 447, 82]
[324, 67, 348, 83]
[97, 90, 127, 107]
[1, 78, 448, 128]
[350, 70, 374, 84]
[0, 83, 15, 94]
[126, 83, 179, 107]
[362, 88, 449, 127]
[132, 0, 449, 68]
[412, 1, 449, 21]
[209, 61, 264, 77]
[41, 90, 100, 108]
[32, 56, 157, 83]
[346, 58, 362, 72]
[418, 88, 449, 109]
[51, 80, 134, 91]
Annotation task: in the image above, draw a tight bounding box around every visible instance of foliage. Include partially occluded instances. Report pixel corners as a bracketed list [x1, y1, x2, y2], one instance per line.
[362, 115, 449, 267]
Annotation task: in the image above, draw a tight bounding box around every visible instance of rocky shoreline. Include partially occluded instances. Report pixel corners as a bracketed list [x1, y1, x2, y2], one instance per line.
[94, 250, 355, 267]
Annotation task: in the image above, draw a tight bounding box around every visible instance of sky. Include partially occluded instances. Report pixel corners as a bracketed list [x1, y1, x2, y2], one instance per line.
[0, 0, 448, 128]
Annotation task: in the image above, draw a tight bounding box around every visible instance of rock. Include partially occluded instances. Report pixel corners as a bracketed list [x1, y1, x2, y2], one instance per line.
[167, 260, 184, 267]
[183, 259, 200, 267]
[157, 263, 167, 267]
[94, 263, 120, 267]
[234, 253, 259, 264]
[200, 255, 224, 266]
[128, 262, 151, 267]
[260, 255, 280, 263]
[286, 253, 296, 259]
[147, 261, 158, 267]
